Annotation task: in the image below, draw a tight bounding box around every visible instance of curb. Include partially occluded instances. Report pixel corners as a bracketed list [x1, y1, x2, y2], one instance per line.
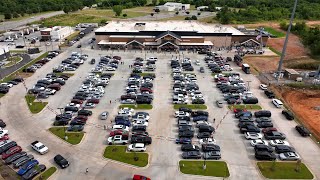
[101, 146, 151, 169]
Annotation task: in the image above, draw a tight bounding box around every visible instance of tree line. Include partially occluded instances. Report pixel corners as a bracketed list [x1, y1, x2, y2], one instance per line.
[0, 0, 96, 19]
[280, 21, 320, 56]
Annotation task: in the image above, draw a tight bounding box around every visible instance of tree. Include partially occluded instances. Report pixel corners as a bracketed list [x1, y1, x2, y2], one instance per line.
[152, 0, 157, 6]
[150, 13, 154, 16]
[175, 11, 179, 15]
[100, 19, 107, 24]
[13, 12, 19, 18]
[113, 5, 123, 16]
[185, 17, 190, 20]
[191, 15, 197, 20]
[186, 11, 190, 14]
[123, 13, 127, 17]
[4, 13, 12, 19]
[64, 6, 71, 14]
[155, 9, 160, 13]
[159, 0, 165, 5]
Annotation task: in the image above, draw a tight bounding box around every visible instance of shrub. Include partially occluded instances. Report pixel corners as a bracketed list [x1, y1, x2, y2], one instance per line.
[122, 13, 127, 17]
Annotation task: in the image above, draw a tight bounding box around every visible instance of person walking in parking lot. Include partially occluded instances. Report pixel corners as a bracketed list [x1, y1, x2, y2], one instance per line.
[85, 168, 89, 174]
[213, 118, 216, 123]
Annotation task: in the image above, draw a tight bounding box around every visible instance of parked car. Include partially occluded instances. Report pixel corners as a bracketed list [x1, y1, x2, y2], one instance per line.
[182, 151, 201, 159]
[12, 154, 34, 169]
[295, 125, 311, 137]
[254, 144, 273, 153]
[54, 154, 69, 168]
[203, 151, 221, 160]
[175, 138, 191, 144]
[21, 164, 46, 180]
[127, 143, 146, 152]
[181, 144, 200, 151]
[30, 141, 48, 155]
[17, 159, 39, 176]
[275, 145, 295, 154]
[255, 151, 276, 160]
[133, 175, 151, 180]
[5, 151, 27, 164]
[279, 152, 300, 161]
[2, 146, 22, 160]
[250, 140, 268, 147]
[282, 110, 294, 120]
[269, 140, 290, 146]
[244, 132, 263, 140]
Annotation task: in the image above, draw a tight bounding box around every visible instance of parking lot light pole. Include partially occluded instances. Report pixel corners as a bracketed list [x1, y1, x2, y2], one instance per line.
[57, 107, 67, 140]
[246, 80, 251, 91]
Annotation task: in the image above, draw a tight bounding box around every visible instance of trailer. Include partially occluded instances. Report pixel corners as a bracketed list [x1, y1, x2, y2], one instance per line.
[242, 63, 251, 74]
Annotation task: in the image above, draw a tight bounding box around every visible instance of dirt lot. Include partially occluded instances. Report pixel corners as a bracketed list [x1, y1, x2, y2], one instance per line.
[244, 56, 279, 73]
[274, 87, 320, 140]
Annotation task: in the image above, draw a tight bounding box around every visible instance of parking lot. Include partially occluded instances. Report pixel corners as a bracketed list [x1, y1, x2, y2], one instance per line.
[0, 45, 320, 180]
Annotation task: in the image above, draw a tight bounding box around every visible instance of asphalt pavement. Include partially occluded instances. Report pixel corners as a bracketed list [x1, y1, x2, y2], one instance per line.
[0, 54, 30, 79]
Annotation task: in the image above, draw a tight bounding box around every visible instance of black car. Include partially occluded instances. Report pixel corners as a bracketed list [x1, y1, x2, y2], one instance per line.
[198, 125, 215, 133]
[178, 126, 194, 132]
[254, 144, 273, 153]
[254, 110, 271, 118]
[179, 107, 192, 113]
[275, 145, 295, 153]
[264, 90, 275, 98]
[202, 144, 220, 152]
[64, 106, 78, 112]
[22, 164, 46, 180]
[56, 113, 72, 120]
[179, 130, 194, 138]
[132, 125, 147, 132]
[12, 155, 34, 169]
[203, 151, 221, 160]
[197, 132, 212, 139]
[240, 125, 260, 133]
[53, 119, 69, 126]
[131, 136, 152, 144]
[295, 125, 311, 137]
[255, 117, 272, 123]
[181, 144, 200, 151]
[178, 116, 191, 121]
[257, 121, 274, 128]
[282, 110, 294, 120]
[182, 151, 201, 159]
[0, 141, 17, 154]
[255, 151, 276, 160]
[54, 154, 69, 168]
[264, 131, 286, 140]
[238, 122, 255, 128]
[78, 109, 92, 116]
[191, 111, 208, 117]
[192, 99, 205, 104]
[5, 151, 27, 164]
[0, 119, 6, 128]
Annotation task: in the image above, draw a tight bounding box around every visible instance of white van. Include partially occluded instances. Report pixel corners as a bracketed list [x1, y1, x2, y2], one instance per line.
[272, 99, 283, 108]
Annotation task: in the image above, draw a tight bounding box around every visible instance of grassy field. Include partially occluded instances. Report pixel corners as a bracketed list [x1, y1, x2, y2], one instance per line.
[228, 104, 262, 110]
[59, 31, 80, 47]
[4, 56, 22, 67]
[264, 27, 286, 38]
[179, 160, 230, 177]
[173, 104, 207, 110]
[35, 167, 57, 180]
[9, 50, 27, 53]
[53, 72, 75, 77]
[119, 104, 153, 109]
[198, 16, 217, 23]
[36, 14, 107, 27]
[25, 95, 48, 114]
[257, 162, 313, 179]
[0, 94, 5, 98]
[49, 127, 84, 145]
[103, 146, 148, 167]
[160, 16, 187, 21]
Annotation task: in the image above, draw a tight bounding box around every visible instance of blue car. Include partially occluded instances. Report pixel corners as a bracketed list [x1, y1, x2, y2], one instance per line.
[192, 116, 208, 122]
[17, 159, 39, 176]
[175, 138, 192, 144]
[115, 120, 131, 127]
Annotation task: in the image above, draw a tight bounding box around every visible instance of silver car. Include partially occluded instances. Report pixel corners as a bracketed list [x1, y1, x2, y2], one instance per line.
[13, 154, 34, 169]
[100, 111, 109, 120]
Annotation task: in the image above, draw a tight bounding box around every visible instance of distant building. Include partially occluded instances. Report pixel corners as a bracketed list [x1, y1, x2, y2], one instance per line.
[197, 6, 208, 11]
[155, 2, 190, 12]
[0, 45, 9, 61]
[40, 26, 74, 41]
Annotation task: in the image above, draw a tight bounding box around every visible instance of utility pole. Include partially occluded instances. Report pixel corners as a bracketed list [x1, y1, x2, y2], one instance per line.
[259, 27, 264, 50]
[277, 0, 298, 81]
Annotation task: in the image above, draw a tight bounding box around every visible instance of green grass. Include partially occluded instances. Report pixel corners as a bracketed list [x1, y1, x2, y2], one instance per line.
[264, 27, 286, 38]
[4, 56, 22, 67]
[53, 72, 74, 77]
[269, 47, 282, 56]
[25, 95, 48, 114]
[173, 104, 207, 110]
[257, 162, 313, 179]
[35, 167, 57, 180]
[287, 82, 320, 90]
[136, 73, 155, 76]
[0, 93, 5, 98]
[60, 31, 80, 47]
[179, 160, 230, 177]
[228, 104, 262, 110]
[103, 146, 148, 167]
[35, 14, 107, 27]
[9, 50, 27, 53]
[119, 104, 153, 109]
[49, 127, 84, 145]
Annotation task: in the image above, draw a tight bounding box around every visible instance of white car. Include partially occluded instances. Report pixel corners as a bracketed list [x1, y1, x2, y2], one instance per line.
[0, 129, 9, 138]
[174, 111, 190, 118]
[279, 152, 300, 161]
[133, 112, 150, 121]
[259, 84, 268, 90]
[196, 121, 212, 127]
[244, 132, 263, 140]
[0, 83, 13, 88]
[199, 138, 216, 145]
[84, 103, 96, 109]
[121, 99, 135, 104]
[100, 111, 109, 120]
[250, 139, 268, 147]
[106, 66, 116, 71]
[44, 89, 56, 95]
[112, 125, 129, 131]
[269, 140, 290, 146]
[31, 141, 49, 155]
[133, 120, 148, 127]
[147, 57, 157, 61]
[272, 99, 283, 108]
[127, 143, 146, 152]
[67, 103, 81, 108]
[118, 108, 134, 116]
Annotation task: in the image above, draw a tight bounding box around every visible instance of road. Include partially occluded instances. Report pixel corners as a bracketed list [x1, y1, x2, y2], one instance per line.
[0, 39, 320, 180]
[0, 11, 64, 31]
[0, 54, 30, 79]
[129, 11, 215, 21]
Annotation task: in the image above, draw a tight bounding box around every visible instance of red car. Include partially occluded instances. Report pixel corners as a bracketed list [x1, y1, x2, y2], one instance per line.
[75, 115, 88, 121]
[140, 88, 153, 93]
[0, 134, 9, 142]
[48, 83, 61, 91]
[87, 98, 100, 104]
[233, 108, 247, 113]
[71, 99, 83, 104]
[133, 175, 151, 180]
[109, 130, 129, 137]
[113, 56, 121, 60]
[262, 127, 278, 134]
[2, 146, 22, 160]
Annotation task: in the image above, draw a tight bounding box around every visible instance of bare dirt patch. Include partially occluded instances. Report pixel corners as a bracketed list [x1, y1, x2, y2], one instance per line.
[244, 56, 279, 73]
[274, 87, 320, 140]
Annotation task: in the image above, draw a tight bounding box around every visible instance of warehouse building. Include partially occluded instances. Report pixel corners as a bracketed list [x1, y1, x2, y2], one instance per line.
[95, 21, 269, 51]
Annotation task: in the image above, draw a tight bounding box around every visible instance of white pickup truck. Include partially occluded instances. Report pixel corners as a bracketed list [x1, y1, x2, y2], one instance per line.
[31, 141, 49, 155]
[107, 135, 129, 145]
